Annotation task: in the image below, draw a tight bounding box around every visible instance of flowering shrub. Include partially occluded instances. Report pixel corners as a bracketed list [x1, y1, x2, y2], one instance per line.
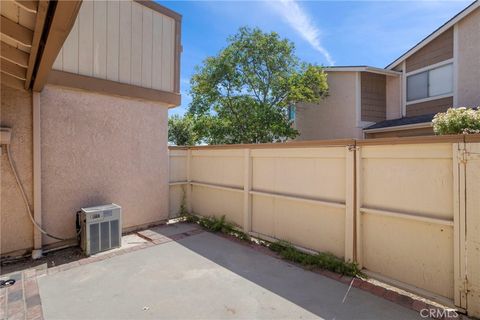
[432, 107, 480, 135]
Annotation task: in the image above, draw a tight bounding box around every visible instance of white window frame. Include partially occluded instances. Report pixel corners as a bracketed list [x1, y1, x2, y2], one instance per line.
[405, 59, 454, 106]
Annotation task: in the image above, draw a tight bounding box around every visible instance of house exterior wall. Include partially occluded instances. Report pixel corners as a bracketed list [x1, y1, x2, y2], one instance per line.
[400, 27, 454, 118]
[39, 85, 170, 246]
[0, 85, 34, 256]
[52, 0, 179, 93]
[295, 72, 363, 140]
[406, 96, 453, 117]
[405, 28, 453, 73]
[361, 72, 386, 122]
[457, 8, 480, 107]
[386, 76, 402, 120]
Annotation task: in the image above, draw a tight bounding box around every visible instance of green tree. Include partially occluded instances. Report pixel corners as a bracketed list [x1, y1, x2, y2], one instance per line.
[168, 114, 199, 146]
[189, 27, 329, 144]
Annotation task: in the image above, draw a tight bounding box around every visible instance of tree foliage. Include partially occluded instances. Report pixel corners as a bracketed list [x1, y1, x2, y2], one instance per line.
[168, 114, 199, 146]
[188, 27, 329, 144]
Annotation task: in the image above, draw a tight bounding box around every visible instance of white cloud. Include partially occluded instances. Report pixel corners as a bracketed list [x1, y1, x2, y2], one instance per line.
[269, 0, 334, 65]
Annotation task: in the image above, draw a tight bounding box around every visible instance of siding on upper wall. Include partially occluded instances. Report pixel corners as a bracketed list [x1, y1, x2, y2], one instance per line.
[386, 76, 402, 120]
[361, 72, 386, 122]
[53, 0, 177, 93]
[406, 28, 453, 73]
[406, 96, 453, 117]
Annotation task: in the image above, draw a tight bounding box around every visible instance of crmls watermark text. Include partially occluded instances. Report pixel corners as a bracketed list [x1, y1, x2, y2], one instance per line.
[420, 308, 459, 318]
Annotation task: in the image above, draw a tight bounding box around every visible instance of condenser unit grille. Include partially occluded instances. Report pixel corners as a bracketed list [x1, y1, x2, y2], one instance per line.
[80, 204, 121, 255]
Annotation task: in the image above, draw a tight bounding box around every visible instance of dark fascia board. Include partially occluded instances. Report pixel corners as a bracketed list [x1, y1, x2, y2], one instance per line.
[47, 70, 181, 107]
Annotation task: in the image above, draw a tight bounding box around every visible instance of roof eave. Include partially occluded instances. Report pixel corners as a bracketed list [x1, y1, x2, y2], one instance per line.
[323, 66, 401, 76]
[363, 122, 433, 133]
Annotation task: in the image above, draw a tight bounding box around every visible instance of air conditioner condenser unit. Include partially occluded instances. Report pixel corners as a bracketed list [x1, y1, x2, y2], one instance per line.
[80, 204, 122, 256]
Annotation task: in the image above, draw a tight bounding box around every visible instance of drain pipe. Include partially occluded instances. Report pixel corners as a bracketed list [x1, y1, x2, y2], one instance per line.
[32, 91, 42, 259]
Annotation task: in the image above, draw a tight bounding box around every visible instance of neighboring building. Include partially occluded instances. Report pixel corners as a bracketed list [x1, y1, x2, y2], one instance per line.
[295, 1, 480, 140]
[1, 0, 181, 257]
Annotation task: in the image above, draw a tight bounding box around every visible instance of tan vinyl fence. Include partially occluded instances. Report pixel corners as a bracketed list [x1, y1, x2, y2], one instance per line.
[168, 135, 480, 317]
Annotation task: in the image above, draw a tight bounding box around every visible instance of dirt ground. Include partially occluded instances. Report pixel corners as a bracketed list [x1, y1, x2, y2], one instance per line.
[1, 246, 84, 275]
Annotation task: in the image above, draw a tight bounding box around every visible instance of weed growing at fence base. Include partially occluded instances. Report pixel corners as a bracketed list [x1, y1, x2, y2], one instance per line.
[184, 214, 251, 242]
[270, 241, 363, 277]
[183, 214, 363, 277]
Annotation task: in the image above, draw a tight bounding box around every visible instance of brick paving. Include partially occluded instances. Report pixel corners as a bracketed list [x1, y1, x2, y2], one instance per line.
[0, 223, 469, 320]
[0, 267, 43, 320]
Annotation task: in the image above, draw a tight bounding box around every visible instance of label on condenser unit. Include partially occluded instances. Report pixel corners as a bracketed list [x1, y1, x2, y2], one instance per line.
[90, 213, 102, 220]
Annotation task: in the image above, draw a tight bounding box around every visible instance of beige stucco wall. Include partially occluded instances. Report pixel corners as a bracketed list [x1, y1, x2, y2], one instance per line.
[295, 72, 363, 140]
[457, 8, 480, 107]
[386, 76, 402, 120]
[0, 85, 34, 256]
[40, 85, 169, 245]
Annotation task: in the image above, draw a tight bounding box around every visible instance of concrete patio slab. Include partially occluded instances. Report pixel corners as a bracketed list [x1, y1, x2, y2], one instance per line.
[38, 230, 423, 319]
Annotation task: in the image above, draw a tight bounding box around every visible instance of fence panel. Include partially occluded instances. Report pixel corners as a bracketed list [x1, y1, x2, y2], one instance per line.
[169, 149, 187, 217]
[465, 142, 480, 317]
[191, 149, 244, 188]
[190, 149, 244, 225]
[250, 147, 349, 258]
[357, 143, 455, 301]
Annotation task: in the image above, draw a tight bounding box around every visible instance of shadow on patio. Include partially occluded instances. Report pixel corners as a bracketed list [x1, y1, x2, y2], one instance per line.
[37, 222, 423, 319]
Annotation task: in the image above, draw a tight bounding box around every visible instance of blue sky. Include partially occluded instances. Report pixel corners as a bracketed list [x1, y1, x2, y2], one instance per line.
[161, 0, 471, 116]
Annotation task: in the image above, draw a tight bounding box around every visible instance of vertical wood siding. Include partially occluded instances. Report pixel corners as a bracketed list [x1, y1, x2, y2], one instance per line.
[53, 0, 176, 93]
[406, 28, 453, 73]
[406, 96, 453, 117]
[361, 72, 386, 122]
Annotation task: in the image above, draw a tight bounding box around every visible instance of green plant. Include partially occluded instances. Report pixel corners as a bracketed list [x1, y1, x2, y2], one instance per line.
[269, 241, 363, 277]
[184, 214, 199, 224]
[189, 27, 329, 144]
[432, 107, 480, 135]
[199, 215, 229, 232]
[184, 214, 252, 242]
[168, 114, 200, 146]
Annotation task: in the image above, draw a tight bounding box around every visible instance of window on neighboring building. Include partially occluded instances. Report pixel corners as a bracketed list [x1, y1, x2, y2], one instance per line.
[406, 63, 453, 102]
[288, 105, 296, 121]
